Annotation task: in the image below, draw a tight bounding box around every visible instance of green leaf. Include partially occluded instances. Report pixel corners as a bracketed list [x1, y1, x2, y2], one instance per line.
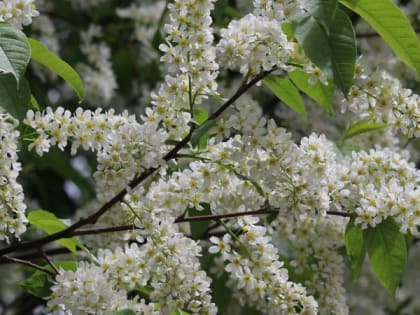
[363, 217, 407, 295]
[293, 13, 333, 77]
[113, 310, 136, 315]
[28, 209, 84, 253]
[289, 69, 335, 115]
[281, 23, 294, 40]
[339, 0, 420, 76]
[193, 108, 210, 148]
[225, 6, 241, 19]
[328, 9, 356, 95]
[30, 94, 41, 111]
[193, 107, 209, 125]
[188, 203, 212, 240]
[0, 74, 31, 120]
[0, 23, 30, 83]
[263, 75, 306, 116]
[345, 217, 366, 280]
[19, 272, 51, 298]
[190, 119, 216, 148]
[343, 120, 388, 139]
[292, 9, 356, 95]
[300, 0, 338, 33]
[28, 38, 85, 101]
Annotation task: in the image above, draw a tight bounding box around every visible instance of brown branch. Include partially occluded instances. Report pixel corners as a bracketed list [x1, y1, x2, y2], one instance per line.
[2, 255, 55, 277]
[40, 249, 59, 275]
[0, 70, 273, 257]
[0, 209, 353, 265]
[326, 210, 352, 217]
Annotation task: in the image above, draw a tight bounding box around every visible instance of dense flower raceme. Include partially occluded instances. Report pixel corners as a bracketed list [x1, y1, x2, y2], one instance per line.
[0, 109, 27, 241]
[341, 58, 420, 138]
[216, 13, 294, 77]
[0, 0, 39, 29]
[209, 216, 318, 315]
[252, 0, 301, 21]
[273, 215, 348, 315]
[152, 0, 219, 140]
[48, 207, 217, 315]
[23, 107, 167, 198]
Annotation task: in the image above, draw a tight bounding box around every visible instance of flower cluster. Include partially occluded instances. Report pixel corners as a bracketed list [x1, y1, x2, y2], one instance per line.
[151, 0, 218, 140]
[49, 205, 217, 314]
[209, 216, 318, 315]
[77, 24, 118, 107]
[273, 215, 348, 315]
[253, 0, 301, 21]
[48, 261, 158, 315]
[341, 58, 420, 137]
[0, 109, 27, 241]
[23, 107, 166, 199]
[0, 0, 39, 29]
[217, 13, 294, 77]
[331, 148, 420, 234]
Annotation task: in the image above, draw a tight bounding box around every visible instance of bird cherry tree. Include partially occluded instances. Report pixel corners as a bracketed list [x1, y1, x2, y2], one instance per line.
[0, 0, 420, 314]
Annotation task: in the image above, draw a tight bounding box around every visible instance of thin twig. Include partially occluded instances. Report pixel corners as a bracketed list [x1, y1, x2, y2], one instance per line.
[0, 209, 353, 265]
[2, 255, 55, 277]
[0, 247, 72, 265]
[39, 249, 59, 275]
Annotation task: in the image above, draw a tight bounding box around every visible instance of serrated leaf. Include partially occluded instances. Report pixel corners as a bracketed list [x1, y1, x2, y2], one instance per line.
[28, 38, 85, 101]
[339, 0, 420, 76]
[289, 69, 335, 115]
[0, 23, 30, 83]
[329, 9, 356, 95]
[363, 217, 407, 295]
[0, 73, 31, 120]
[28, 209, 84, 253]
[345, 217, 366, 281]
[263, 75, 306, 116]
[343, 120, 387, 139]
